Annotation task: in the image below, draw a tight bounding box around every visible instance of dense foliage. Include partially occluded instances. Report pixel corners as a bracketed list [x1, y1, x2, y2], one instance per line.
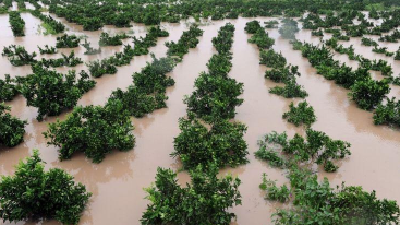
[256, 129, 351, 172]
[185, 23, 243, 121]
[172, 115, 248, 170]
[0, 104, 27, 147]
[265, 65, 300, 83]
[98, 32, 129, 46]
[247, 28, 275, 49]
[373, 97, 400, 128]
[44, 99, 135, 163]
[9, 11, 25, 37]
[109, 55, 175, 117]
[18, 66, 95, 120]
[244, 20, 261, 34]
[259, 49, 287, 68]
[141, 164, 242, 225]
[31, 10, 65, 34]
[0, 74, 19, 102]
[270, 165, 400, 225]
[56, 34, 81, 48]
[349, 79, 390, 110]
[282, 101, 316, 127]
[0, 150, 92, 225]
[166, 24, 204, 60]
[269, 80, 308, 98]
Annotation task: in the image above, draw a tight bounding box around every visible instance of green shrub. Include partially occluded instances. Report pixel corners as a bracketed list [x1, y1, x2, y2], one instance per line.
[265, 65, 300, 83]
[141, 164, 242, 225]
[37, 50, 83, 68]
[269, 80, 308, 98]
[44, 99, 135, 163]
[172, 116, 248, 170]
[373, 97, 400, 127]
[257, 129, 351, 172]
[283, 129, 351, 172]
[2, 45, 37, 67]
[19, 66, 95, 120]
[166, 24, 204, 60]
[206, 54, 232, 77]
[38, 45, 57, 55]
[0, 104, 27, 147]
[83, 16, 102, 31]
[259, 174, 290, 202]
[273, 165, 400, 225]
[31, 10, 65, 34]
[0, 74, 19, 102]
[248, 28, 275, 49]
[132, 56, 175, 94]
[361, 37, 378, 46]
[56, 34, 81, 48]
[311, 29, 324, 36]
[265, 20, 279, 28]
[98, 32, 129, 46]
[86, 59, 118, 78]
[349, 79, 390, 110]
[0, 150, 92, 225]
[259, 49, 287, 68]
[184, 72, 244, 122]
[282, 101, 316, 127]
[81, 39, 101, 55]
[211, 23, 235, 54]
[9, 11, 25, 37]
[244, 20, 261, 34]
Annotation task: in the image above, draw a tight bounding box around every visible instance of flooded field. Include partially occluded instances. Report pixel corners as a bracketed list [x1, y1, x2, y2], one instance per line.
[0, 14, 399, 225]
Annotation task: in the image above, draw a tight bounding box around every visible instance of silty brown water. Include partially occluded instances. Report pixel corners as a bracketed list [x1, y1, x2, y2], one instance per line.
[0, 15, 399, 225]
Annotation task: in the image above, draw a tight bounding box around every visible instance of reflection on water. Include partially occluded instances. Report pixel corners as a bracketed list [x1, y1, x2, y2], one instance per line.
[0, 15, 399, 225]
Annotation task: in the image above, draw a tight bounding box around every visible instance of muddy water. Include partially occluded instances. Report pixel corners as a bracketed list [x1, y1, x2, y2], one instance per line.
[0, 15, 400, 225]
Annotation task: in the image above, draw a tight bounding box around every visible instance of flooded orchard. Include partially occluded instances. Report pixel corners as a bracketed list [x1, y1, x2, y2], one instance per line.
[1, 13, 400, 225]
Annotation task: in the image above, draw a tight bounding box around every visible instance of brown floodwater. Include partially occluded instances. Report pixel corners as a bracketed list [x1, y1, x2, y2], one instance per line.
[0, 14, 399, 225]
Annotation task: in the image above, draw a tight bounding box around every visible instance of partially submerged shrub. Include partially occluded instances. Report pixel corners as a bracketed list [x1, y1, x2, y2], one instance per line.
[56, 34, 81, 48]
[247, 28, 275, 49]
[172, 116, 248, 170]
[19, 66, 95, 120]
[0, 104, 27, 147]
[81, 39, 101, 55]
[349, 79, 390, 110]
[373, 97, 400, 128]
[256, 129, 351, 173]
[2, 45, 37, 67]
[269, 80, 308, 98]
[282, 101, 316, 127]
[0, 150, 92, 225]
[9, 11, 25, 37]
[0, 74, 19, 102]
[244, 20, 261, 34]
[259, 49, 287, 68]
[38, 45, 57, 55]
[166, 24, 204, 60]
[98, 32, 129, 46]
[271, 165, 400, 225]
[259, 174, 290, 202]
[141, 164, 242, 225]
[184, 72, 244, 122]
[44, 99, 135, 163]
[265, 65, 300, 83]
